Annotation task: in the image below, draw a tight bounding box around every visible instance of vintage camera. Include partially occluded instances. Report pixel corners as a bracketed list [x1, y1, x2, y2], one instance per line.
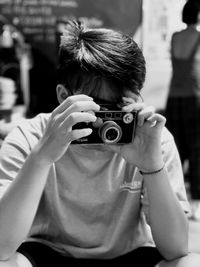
[72, 103, 137, 145]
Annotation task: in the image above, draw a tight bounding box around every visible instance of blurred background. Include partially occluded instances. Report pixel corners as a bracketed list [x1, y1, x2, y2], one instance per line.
[0, 0, 187, 119]
[0, 0, 199, 253]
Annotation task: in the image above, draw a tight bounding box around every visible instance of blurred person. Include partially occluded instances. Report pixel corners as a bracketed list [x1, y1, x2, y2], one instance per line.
[0, 15, 25, 108]
[0, 20, 200, 267]
[165, 0, 200, 221]
[0, 77, 23, 146]
[0, 15, 30, 142]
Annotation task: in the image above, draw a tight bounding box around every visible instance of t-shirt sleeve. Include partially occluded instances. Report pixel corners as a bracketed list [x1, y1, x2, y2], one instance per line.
[0, 125, 31, 199]
[141, 127, 191, 222]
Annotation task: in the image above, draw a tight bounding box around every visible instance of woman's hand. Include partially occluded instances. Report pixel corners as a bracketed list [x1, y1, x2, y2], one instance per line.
[34, 94, 100, 164]
[108, 98, 166, 172]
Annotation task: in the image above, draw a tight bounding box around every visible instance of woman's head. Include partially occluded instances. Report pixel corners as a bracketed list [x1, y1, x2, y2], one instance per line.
[56, 20, 146, 103]
[182, 1, 200, 25]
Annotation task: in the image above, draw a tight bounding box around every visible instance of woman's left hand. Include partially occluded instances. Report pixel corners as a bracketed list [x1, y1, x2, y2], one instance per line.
[108, 98, 166, 172]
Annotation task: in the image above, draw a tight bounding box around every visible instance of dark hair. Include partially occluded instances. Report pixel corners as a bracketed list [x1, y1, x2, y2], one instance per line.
[182, 1, 200, 25]
[56, 20, 146, 100]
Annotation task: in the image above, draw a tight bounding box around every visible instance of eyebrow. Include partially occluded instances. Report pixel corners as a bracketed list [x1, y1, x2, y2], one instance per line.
[93, 98, 115, 104]
[93, 96, 124, 105]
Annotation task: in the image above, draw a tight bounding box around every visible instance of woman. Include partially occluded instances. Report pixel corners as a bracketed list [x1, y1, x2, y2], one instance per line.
[166, 0, 200, 221]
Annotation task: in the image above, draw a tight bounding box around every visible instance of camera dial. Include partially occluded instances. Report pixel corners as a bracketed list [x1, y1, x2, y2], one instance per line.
[123, 113, 134, 124]
[99, 121, 122, 144]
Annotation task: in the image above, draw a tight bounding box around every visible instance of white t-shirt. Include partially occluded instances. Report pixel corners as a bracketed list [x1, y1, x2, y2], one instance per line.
[0, 113, 190, 259]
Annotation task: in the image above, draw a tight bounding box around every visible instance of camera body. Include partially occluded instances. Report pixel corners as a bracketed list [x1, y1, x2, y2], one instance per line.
[72, 103, 137, 145]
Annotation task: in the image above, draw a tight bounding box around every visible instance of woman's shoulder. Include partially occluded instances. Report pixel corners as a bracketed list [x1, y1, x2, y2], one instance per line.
[19, 113, 50, 129]
[171, 29, 200, 59]
[7, 113, 51, 145]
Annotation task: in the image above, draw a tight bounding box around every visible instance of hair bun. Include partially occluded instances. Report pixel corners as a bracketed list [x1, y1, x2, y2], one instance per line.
[60, 19, 86, 51]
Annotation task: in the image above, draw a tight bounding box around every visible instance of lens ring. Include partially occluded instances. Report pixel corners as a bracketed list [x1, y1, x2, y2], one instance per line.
[99, 121, 122, 144]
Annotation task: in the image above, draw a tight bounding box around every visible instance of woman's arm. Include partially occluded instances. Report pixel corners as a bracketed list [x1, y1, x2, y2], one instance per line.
[108, 99, 189, 260]
[0, 150, 52, 260]
[143, 169, 188, 260]
[0, 94, 100, 260]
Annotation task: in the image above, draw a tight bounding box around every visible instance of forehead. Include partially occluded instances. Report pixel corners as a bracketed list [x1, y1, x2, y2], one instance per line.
[75, 77, 138, 103]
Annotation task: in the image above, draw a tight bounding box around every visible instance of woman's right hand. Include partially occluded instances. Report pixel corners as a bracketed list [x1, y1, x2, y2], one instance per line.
[34, 94, 100, 164]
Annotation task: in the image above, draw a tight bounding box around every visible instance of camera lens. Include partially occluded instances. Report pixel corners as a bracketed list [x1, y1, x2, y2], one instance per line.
[105, 128, 119, 141]
[99, 121, 122, 144]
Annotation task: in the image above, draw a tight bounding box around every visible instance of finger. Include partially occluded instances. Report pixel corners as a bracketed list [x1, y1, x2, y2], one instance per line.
[62, 112, 97, 131]
[53, 94, 94, 115]
[122, 102, 145, 112]
[55, 101, 100, 126]
[147, 113, 166, 125]
[62, 100, 100, 117]
[146, 113, 166, 128]
[137, 106, 155, 126]
[67, 128, 93, 142]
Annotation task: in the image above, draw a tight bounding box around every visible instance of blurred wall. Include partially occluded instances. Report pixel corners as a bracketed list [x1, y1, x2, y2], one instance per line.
[142, 0, 186, 111]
